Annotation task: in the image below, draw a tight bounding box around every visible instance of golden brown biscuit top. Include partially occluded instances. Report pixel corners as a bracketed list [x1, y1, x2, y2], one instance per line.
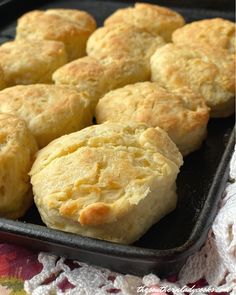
[53, 56, 105, 86]
[30, 122, 182, 226]
[172, 18, 236, 54]
[0, 39, 66, 66]
[96, 82, 209, 133]
[0, 84, 89, 122]
[16, 9, 96, 41]
[52, 56, 107, 109]
[104, 3, 185, 41]
[151, 44, 235, 101]
[46, 9, 96, 32]
[86, 24, 165, 61]
[0, 84, 92, 148]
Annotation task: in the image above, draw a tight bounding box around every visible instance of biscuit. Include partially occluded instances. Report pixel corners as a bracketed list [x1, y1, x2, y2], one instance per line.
[0, 40, 67, 86]
[172, 18, 236, 54]
[0, 84, 92, 148]
[0, 66, 5, 90]
[0, 113, 38, 219]
[96, 82, 209, 155]
[30, 122, 183, 244]
[16, 9, 96, 61]
[86, 24, 165, 68]
[104, 3, 185, 41]
[53, 56, 105, 110]
[150, 44, 235, 118]
[53, 54, 149, 111]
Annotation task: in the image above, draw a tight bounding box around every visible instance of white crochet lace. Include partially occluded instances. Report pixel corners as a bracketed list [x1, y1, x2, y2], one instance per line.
[24, 147, 236, 295]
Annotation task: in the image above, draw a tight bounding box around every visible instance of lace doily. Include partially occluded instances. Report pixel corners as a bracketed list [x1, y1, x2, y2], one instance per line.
[24, 147, 236, 295]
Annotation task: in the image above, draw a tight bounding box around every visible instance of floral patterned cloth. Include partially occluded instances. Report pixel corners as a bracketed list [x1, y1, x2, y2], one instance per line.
[0, 244, 205, 294]
[0, 244, 42, 294]
[0, 243, 231, 295]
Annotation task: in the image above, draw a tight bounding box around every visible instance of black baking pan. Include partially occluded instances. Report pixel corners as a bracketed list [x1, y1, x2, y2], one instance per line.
[0, 0, 235, 277]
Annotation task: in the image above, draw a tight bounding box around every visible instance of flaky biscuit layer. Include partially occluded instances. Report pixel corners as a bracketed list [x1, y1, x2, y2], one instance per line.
[0, 113, 38, 219]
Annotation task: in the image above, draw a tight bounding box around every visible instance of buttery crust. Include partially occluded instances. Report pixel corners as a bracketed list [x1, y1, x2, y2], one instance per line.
[0, 84, 92, 148]
[30, 122, 183, 244]
[96, 82, 209, 155]
[0, 66, 5, 90]
[0, 40, 67, 86]
[0, 113, 38, 219]
[172, 18, 236, 54]
[150, 44, 235, 117]
[104, 2, 185, 41]
[53, 54, 149, 111]
[16, 9, 96, 61]
[86, 24, 165, 71]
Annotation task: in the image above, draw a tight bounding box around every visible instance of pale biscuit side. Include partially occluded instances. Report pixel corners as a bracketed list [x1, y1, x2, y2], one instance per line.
[0, 66, 5, 90]
[0, 113, 38, 219]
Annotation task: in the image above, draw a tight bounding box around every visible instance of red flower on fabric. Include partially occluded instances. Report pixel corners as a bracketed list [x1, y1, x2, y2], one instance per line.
[0, 244, 42, 280]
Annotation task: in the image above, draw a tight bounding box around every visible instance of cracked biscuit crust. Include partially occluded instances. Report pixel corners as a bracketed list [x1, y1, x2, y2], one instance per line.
[150, 44, 235, 118]
[0, 113, 38, 219]
[172, 18, 235, 54]
[104, 3, 185, 42]
[30, 122, 183, 244]
[16, 9, 96, 61]
[0, 40, 67, 86]
[0, 84, 92, 148]
[96, 82, 209, 155]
